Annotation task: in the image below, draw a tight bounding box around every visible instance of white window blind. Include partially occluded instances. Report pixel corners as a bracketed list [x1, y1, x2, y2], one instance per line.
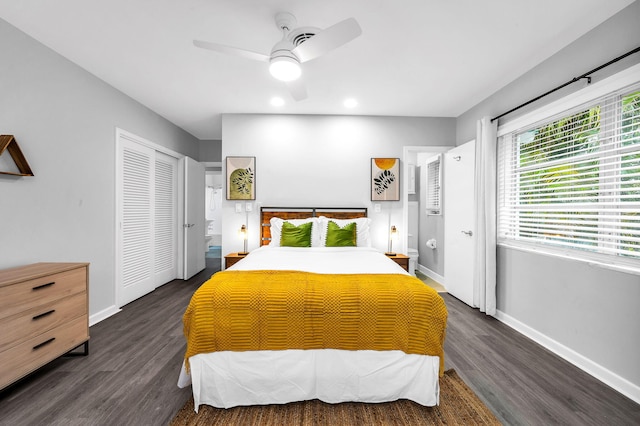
[426, 154, 442, 215]
[498, 83, 640, 267]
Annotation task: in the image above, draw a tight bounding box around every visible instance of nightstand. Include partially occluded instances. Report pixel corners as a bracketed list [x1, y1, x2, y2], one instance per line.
[224, 252, 248, 269]
[385, 253, 409, 272]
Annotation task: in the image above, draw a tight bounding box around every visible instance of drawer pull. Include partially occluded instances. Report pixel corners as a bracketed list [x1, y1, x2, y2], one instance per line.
[32, 281, 55, 291]
[33, 309, 56, 320]
[33, 337, 56, 351]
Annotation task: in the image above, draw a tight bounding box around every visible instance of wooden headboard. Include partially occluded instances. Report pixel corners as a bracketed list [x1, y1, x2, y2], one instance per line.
[260, 207, 368, 246]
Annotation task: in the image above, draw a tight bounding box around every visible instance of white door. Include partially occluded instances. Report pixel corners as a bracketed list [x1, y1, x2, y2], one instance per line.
[183, 157, 205, 279]
[117, 138, 156, 305]
[154, 152, 178, 287]
[117, 131, 180, 306]
[444, 140, 476, 307]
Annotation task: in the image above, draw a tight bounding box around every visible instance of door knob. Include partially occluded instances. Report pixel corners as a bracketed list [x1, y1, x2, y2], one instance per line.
[461, 230, 473, 236]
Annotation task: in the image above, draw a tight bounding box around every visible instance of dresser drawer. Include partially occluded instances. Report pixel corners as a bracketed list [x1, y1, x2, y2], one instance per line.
[0, 267, 86, 321]
[0, 314, 88, 390]
[0, 292, 87, 352]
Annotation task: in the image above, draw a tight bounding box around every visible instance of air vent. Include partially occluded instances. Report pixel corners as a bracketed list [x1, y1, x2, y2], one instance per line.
[289, 27, 321, 46]
[292, 32, 315, 46]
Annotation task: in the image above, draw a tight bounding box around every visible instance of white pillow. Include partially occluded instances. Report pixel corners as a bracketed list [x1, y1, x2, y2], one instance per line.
[318, 216, 372, 247]
[269, 217, 322, 247]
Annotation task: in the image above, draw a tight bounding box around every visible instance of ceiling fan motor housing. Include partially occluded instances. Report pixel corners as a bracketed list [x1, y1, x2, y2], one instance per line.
[269, 39, 302, 81]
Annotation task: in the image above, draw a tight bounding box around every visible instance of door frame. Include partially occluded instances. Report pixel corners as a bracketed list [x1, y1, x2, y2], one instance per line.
[115, 128, 186, 308]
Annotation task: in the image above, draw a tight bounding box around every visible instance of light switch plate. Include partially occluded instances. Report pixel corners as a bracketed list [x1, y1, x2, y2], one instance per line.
[374, 204, 381, 213]
[235, 203, 242, 213]
[246, 202, 252, 212]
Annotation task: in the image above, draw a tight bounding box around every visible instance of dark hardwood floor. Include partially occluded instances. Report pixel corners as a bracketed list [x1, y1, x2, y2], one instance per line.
[442, 294, 640, 425]
[1, 259, 638, 425]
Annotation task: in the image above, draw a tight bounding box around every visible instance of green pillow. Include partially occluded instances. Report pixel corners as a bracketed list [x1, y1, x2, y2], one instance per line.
[325, 220, 357, 247]
[280, 221, 313, 247]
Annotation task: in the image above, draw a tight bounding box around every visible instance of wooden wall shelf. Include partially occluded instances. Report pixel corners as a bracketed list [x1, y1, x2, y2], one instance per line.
[0, 135, 34, 176]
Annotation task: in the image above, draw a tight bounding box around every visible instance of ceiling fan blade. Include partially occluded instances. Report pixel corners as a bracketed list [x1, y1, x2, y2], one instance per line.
[286, 79, 308, 101]
[193, 40, 270, 62]
[292, 18, 362, 63]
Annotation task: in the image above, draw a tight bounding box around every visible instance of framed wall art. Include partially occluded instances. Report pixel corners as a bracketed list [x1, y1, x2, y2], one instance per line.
[226, 156, 255, 200]
[371, 158, 400, 201]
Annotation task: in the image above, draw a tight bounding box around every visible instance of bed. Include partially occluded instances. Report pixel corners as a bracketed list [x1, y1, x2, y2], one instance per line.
[178, 207, 447, 412]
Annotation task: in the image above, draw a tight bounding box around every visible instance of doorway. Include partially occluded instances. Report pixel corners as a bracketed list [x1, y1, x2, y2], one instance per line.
[402, 146, 450, 286]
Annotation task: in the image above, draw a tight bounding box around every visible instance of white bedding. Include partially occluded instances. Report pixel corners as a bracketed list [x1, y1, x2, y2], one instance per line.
[178, 246, 440, 411]
[227, 246, 409, 275]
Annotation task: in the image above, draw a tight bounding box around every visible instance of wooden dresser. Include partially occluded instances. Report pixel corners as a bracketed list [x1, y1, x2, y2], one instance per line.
[0, 262, 89, 390]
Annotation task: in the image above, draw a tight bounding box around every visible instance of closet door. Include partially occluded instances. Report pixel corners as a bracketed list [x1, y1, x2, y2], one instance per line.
[154, 152, 178, 287]
[116, 131, 180, 307]
[117, 138, 156, 305]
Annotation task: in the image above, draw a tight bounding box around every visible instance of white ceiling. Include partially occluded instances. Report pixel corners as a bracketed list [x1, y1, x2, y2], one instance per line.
[0, 0, 634, 140]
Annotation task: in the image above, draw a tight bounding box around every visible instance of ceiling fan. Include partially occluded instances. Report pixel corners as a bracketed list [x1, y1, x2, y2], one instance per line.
[193, 12, 362, 101]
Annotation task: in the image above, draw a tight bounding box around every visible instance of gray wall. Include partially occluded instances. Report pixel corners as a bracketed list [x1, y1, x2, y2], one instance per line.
[221, 114, 455, 255]
[457, 2, 640, 391]
[0, 18, 200, 319]
[199, 139, 222, 162]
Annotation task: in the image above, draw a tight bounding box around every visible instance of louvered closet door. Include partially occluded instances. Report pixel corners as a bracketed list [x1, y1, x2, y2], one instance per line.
[154, 152, 178, 287]
[118, 139, 156, 306]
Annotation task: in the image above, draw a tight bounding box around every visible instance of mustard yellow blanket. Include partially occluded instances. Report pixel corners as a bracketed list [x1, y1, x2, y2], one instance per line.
[183, 270, 448, 374]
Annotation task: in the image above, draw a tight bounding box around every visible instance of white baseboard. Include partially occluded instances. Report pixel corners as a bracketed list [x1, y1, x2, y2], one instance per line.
[89, 305, 121, 327]
[494, 309, 640, 405]
[417, 264, 445, 286]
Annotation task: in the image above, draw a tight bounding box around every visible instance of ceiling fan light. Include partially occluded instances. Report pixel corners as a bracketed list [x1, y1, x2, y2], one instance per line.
[269, 56, 301, 82]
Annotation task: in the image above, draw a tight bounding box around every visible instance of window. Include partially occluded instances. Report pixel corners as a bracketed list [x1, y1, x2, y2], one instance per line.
[426, 154, 442, 215]
[498, 83, 640, 269]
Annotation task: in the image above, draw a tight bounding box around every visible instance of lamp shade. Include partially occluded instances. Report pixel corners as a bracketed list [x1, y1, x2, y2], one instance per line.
[239, 224, 248, 254]
[390, 225, 398, 240]
[387, 225, 398, 255]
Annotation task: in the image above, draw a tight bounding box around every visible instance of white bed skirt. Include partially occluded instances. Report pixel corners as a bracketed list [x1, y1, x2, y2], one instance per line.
[178, 349, 440, 412]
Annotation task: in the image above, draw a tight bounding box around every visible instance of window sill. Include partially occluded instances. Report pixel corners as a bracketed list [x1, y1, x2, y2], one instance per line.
[497, 241, 640, 277]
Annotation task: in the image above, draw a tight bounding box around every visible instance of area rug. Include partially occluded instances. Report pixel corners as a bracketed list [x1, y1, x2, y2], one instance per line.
[170, 369, 500, 425]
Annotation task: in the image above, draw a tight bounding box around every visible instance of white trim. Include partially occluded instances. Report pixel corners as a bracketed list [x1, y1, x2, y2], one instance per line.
[494, 309, 640, 405]
[116, 128, 184, 159]
[417, 264, 445, 286]
[89, 305, 121, 326]
[498, 62, 640, 136]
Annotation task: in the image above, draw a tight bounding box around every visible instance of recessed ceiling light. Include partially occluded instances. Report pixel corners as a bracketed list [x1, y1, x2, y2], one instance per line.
[344, 98, 358, 108]
[270, 97, 285, 107]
